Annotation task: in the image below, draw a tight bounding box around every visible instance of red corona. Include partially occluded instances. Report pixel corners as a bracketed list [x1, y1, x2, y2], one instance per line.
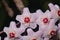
[32, 38, 36, 40]
[58, 10, 60, 16]
[43, 18, 48, 23]
[9, 32, 15, 38]
[24, 17, 30, 23]
[50, 30, 55, 36]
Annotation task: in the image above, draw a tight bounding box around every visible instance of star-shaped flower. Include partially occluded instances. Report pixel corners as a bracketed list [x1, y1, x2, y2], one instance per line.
[48, 3, 60, 19]
[16, 7, 38, 29]
[36, 10, 51, 29]
[4, 21, 25, 40]
[42, 19, 57, 40]
[20, 28, 43, 40]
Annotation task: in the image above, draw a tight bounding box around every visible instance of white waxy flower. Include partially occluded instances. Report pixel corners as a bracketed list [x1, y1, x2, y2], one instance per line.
[20, 28, 43, 40]
[42, 19, 57, 40]
[4, 21, 25, 40]
[48, 3, 60, 19]
[36, 10, 51, 29]
[16, 7, 37, 29]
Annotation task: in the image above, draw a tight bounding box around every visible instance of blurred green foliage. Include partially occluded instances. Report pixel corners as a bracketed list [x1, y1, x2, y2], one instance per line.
[0, 0, 60, 31]
[0, 0, 7, 30]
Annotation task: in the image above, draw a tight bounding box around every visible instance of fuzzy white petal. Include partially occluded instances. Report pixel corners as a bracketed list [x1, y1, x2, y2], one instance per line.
[27, 28, 34, 36]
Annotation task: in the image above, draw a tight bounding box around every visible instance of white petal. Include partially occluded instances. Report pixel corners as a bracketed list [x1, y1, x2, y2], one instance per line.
[3, 27, 8, 35]
[36, 9, 43, 17]
[19, 25, 26, 34]
[55, 4, 60, 9]
[45, 10, 50, 13]
[31, 13, 38, 20]
[23, 7, 30, 14]
[36, 9, 43, 14]
[27, 28, 34, 36]
[30, 23, 37, 29]
[44, 10, 51, 19]
[9, 21, 16, 28]
[20, 21, 29, 27]
[35, 31, 43, 37]
[36, 17, 41, 26]
[30, 13, 36, 22]
[21, 36, 30, 40]
[16, 15, 23, 23]
[48, 3, 55, 11]
[23, 12, 30, 18]
[49, 19, 57, 27]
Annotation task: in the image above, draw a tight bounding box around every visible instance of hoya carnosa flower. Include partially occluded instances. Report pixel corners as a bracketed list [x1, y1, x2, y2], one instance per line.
[4, 21, 25, 40]
[36, 10, 51, 29]
[48, 3, 60, 19]
[20, 28, 43, 40]
[42, 19, 57, 40]
[16, 7, 37, 29]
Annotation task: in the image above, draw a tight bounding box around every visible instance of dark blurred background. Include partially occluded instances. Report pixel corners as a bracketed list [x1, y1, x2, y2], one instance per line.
[0, 0, 60, 40]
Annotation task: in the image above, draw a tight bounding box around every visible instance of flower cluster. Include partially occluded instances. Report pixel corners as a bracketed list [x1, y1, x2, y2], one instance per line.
[3, 3, 60, 40]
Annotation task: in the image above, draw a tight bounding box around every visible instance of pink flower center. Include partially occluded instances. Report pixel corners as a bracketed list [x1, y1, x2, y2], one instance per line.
[58, 10, 60, 16]
[43, 18, 48, 23]
[9, 32, 15, 38]
[24, 17, 30, 23]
